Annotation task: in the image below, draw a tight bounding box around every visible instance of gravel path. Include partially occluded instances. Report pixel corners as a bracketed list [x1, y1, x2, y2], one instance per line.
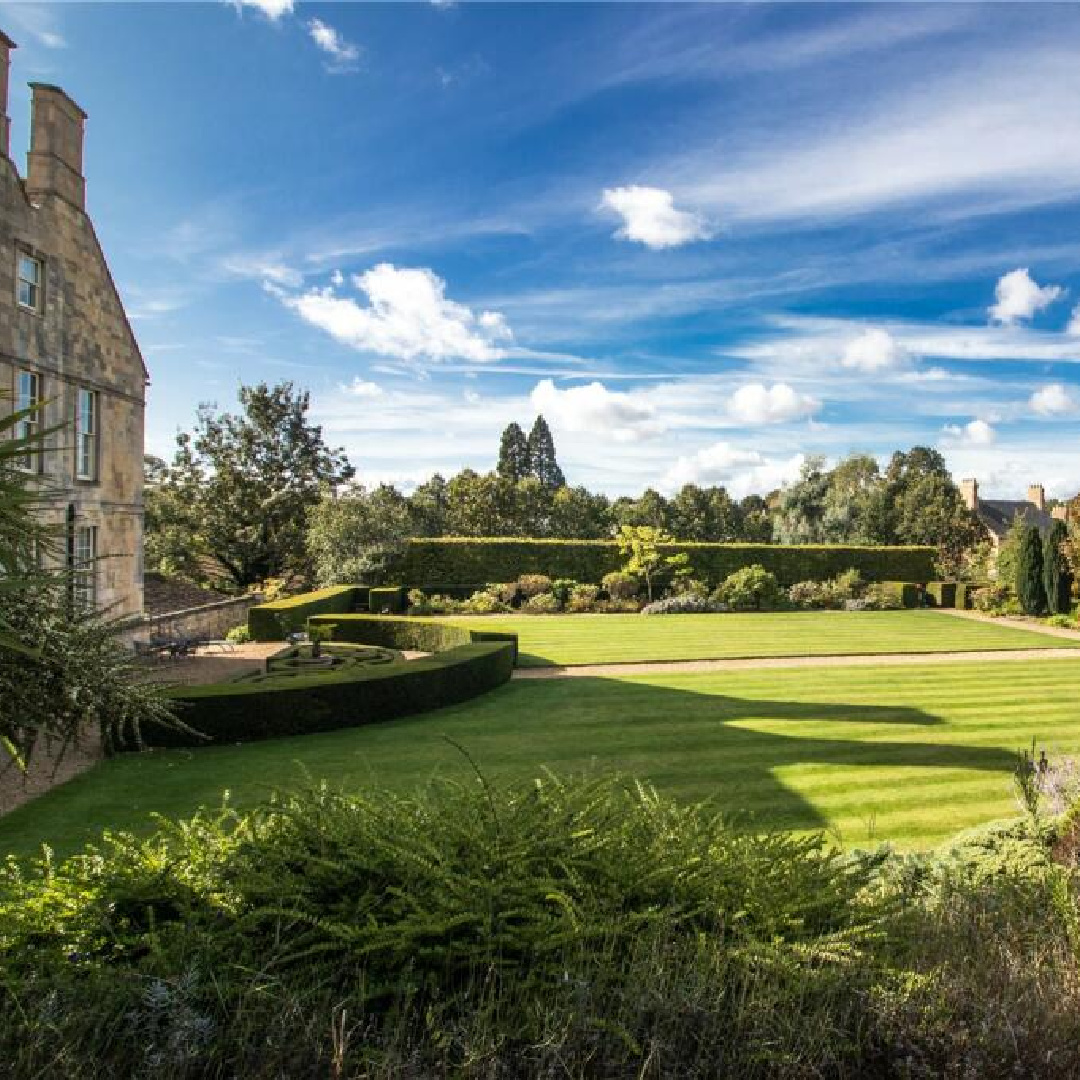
[513, 647, 1080, 679]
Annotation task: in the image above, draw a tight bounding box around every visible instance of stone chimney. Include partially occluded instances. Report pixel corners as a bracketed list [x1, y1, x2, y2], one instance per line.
[960, 477, 979, 512]
[26, 81, 87, 210]
[1027, 484, 1046, 512]
[0, 31, 14, 159]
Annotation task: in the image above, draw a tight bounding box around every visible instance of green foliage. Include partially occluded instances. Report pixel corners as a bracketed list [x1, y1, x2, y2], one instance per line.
[925, 581, 958, 608]
[306, 483, 412, 586]
[880, 581, 923, 608]
[148, 382, 354, 590]
[224, 623, 252, 644]
[716, 564, 781, 610]
[496, 421, 530, 482]
[601, 569, 639, 600]
[525, 414, 565, 489]
[516, 573, 553, 598]
[248, 585, 362, 641]
[996, 512, 1028, 586]
[566, 583, 600, 612]
[1, 577, 181, 767]
[1016, 524, 1047, 615]
[403, 537, 938, 588]
[522, 591, 560, 614]
[368, 586, 407, 614]
[1044, 520, 1073, 616]
[789, 569, 865, 609]
[863, 583, 903, 610]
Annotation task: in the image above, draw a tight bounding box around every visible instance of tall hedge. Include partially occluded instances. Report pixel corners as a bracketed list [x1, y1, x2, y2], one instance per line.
[1016, 525, 1047, 616]
[401, 538, 938, 588]
[248, 586, 365, 641]
[1043, 520, 1073, 616]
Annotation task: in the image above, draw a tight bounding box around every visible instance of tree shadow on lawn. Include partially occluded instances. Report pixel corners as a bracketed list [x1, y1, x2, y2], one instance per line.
[471, 677, 1020, 836]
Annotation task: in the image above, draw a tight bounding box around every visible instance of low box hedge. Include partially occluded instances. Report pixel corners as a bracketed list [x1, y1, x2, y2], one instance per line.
[248, 586, 365, 641]
[369, 586, 407, 614]
[402, 538, 938, 588]
[926, 582, 958, 609]
[882, 581, 924, 608]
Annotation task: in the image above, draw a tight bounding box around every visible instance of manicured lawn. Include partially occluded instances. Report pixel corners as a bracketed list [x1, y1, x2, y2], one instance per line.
[448, 609, 1078, 667]
[5, 656, 1080, 858]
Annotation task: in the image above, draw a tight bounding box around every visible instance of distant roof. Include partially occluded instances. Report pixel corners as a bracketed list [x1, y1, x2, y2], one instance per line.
[144, 573, 231, 618]
[977, 499, 1055, 539]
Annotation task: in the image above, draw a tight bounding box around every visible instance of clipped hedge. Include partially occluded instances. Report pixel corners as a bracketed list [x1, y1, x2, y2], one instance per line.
[402, 539, 937, 588]
[882, 581, 924, 608]
[369, 586, 408, 614]
[955, 582, 987, 611]
[153, 616, 518, 748]
[248, 586, 365, 641]
[926, 582, 958, 609]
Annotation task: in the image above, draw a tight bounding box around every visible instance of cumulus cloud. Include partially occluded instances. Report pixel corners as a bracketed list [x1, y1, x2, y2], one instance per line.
[600, 186, 712, 249]
[664, 442, 804, 497]
[306, 18, 361, 72]
[1030, 383, 1079, 416]
[343, 378, 384, 398]
[942, 418, 997, 445]
[283, 263, 513, 363]
[235, 0, 294, 19]
[841, 328, 908, 372]
[727, 382, 820, 425]
[530, 379, 663, 442]
[988, 268, 1063, 325]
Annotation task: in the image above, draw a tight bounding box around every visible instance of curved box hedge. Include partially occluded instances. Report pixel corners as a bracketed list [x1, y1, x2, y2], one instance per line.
[152, 616, 517, 749]
[401, 538, 938, 589]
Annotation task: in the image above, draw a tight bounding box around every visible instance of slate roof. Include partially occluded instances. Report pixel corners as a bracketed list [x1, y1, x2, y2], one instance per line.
[143, 573, 232, 617]
[977, 499, 1056, 540]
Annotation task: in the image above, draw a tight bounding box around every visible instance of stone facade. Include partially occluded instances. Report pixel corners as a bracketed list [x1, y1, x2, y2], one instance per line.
[0, 32, 146, 617]
[960, 478, 1070, 554]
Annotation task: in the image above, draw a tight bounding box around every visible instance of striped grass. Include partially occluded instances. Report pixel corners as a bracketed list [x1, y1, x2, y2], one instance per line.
[3, 656, 1080, 858]
[447, 609, 1079, 666]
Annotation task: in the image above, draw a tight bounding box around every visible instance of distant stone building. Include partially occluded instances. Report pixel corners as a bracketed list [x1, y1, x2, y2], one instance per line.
[0, 31, 146, 616]
[960, 478, 1070, 555]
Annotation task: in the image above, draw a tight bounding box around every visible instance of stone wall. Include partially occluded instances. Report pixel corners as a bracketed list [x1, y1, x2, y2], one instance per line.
[121, 594, 262, 649]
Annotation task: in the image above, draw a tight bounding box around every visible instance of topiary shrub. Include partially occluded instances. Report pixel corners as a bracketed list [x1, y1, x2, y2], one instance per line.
[1016, 525, 1047, 615]
[715, 565, 781, 611]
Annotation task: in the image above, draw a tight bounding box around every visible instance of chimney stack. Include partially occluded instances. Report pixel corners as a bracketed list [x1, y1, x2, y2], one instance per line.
[1028, 484, 1046, 512]
[0, 31, 14, 159]
[960, 477, 979, 512]
[26, 81, 87, 210]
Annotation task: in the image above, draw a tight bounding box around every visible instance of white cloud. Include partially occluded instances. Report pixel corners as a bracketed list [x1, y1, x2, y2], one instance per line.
[530, 379, 662, 442]
[330, 269, 345, 287]
[1030, 383, 1079, 417]
[942, 419, 997, 446]
[664, 443, 804, 498]
[1067, 303, 1080, 336]
[222, 255, 303, 288]
[841, 328, 908, 373]
[235, 0, 294, 20]
[284, 263, 513, 363]
[727, 382, 820, 425]
[988, 268, 1063, 325]
[600, 185, 712, 249]
[306, 18, 361, 72]
[343, 378, 384, 398]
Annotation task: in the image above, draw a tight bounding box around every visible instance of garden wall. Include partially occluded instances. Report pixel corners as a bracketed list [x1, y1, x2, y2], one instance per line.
[402, 539, 938, 588]
[122, 594, 262, 650]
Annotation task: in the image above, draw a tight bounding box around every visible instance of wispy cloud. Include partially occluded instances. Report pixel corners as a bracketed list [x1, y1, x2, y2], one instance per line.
[306, 17, 361, 74]
[233, 0, 294, 21]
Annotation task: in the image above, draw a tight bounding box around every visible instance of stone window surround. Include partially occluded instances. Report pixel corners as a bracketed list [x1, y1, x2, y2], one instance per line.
[13, 366, 43, 473]
[75, 386, 98, 483]
[14, 243, 45, 315]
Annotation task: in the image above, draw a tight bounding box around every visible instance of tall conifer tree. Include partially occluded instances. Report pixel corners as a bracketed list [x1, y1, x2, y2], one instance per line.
[1016, 524, 1047, 615]
[1043, 519, 1073, 615]
[525, 415, 565, 489]
[496, 422, 529, 482]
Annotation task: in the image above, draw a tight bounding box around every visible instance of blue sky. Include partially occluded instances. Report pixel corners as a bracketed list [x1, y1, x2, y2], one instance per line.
[5, 1, 1080, 498]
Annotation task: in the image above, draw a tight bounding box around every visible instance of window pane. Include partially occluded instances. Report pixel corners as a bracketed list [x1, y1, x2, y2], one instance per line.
[76, 390, 97, 479]
[16, 256, 40, 310]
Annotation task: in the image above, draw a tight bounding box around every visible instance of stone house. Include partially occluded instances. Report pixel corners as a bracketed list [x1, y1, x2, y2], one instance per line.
[0, 31, 146, 617]
[960, 478, 1070, 555]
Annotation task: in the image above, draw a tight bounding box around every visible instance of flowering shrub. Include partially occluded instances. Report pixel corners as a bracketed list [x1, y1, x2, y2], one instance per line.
[517, 574, 554, 599]
[972, 584, 1011, 613]
[789, 570, 864, 610]
[641, 595, 726, 615]
[522, 592, 560, 614]
[566, 584, 600, 613]
[461, 588, 509, 615]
